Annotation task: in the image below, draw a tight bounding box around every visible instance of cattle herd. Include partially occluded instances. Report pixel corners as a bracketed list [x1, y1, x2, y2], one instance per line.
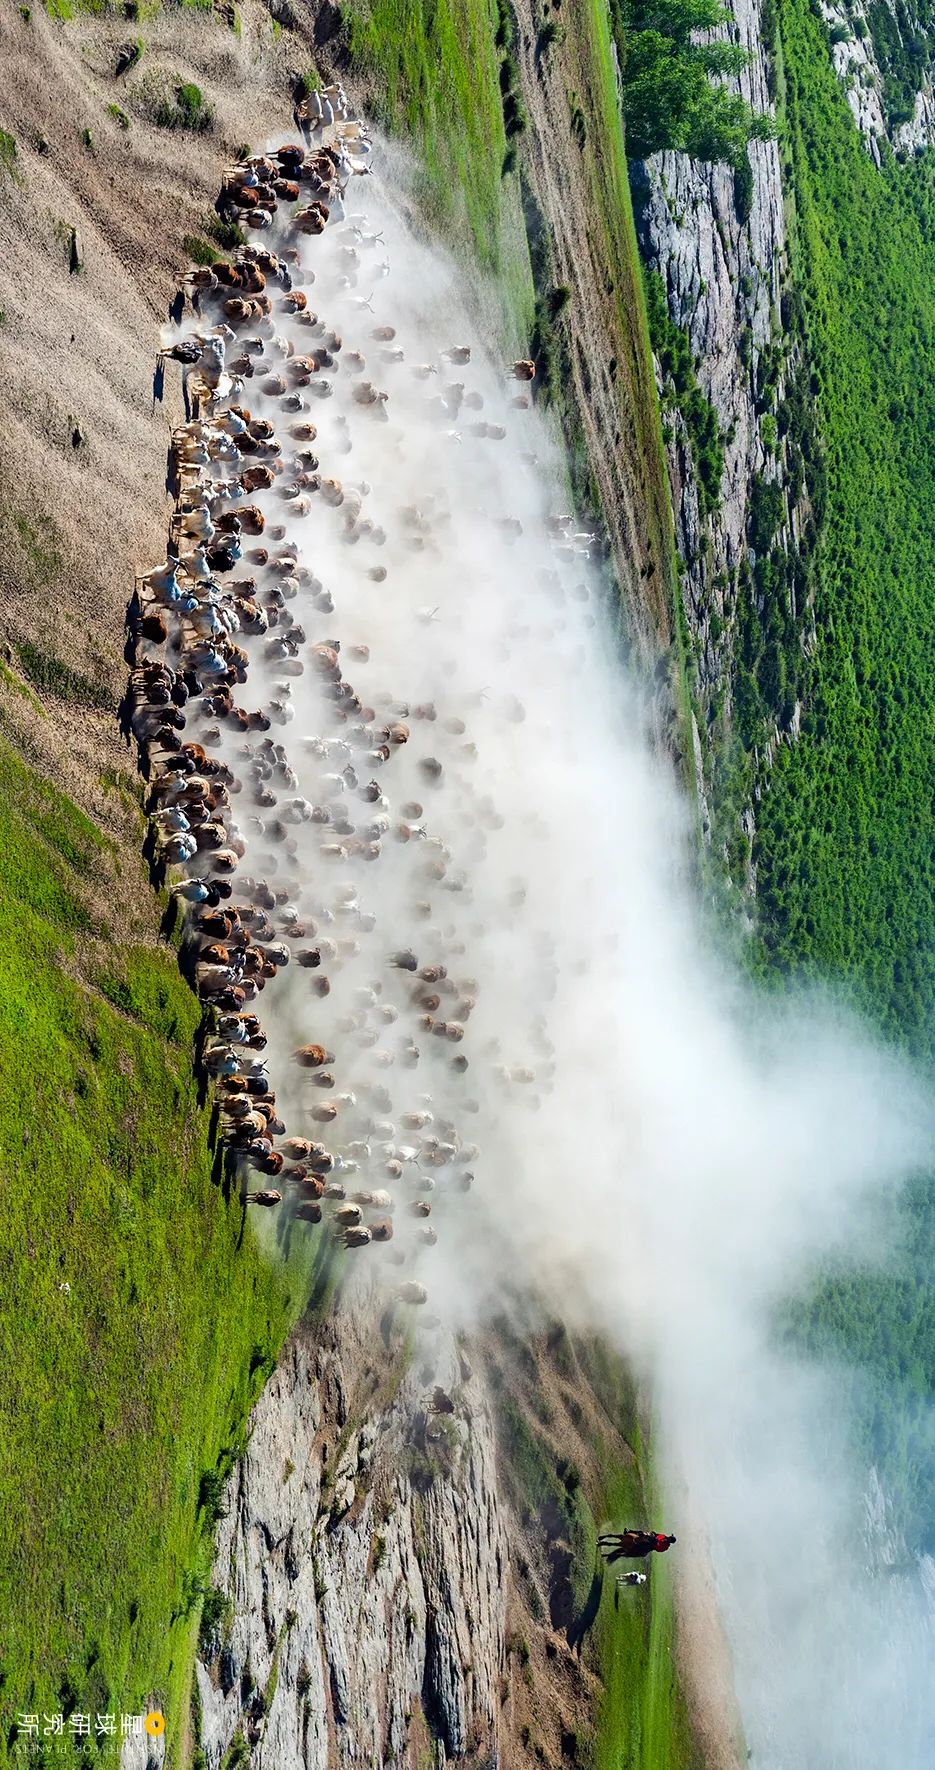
[125, 85, 598, 1299]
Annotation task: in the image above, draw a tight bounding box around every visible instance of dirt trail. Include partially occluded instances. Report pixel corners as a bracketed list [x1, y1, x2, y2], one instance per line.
[509, 11, 744, 1758]
[666, 1466, 747, 1770]
[510, 0, 675, 659]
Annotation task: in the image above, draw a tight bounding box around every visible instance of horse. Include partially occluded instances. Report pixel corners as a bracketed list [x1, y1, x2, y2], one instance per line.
[598, 1531, 676, 1562]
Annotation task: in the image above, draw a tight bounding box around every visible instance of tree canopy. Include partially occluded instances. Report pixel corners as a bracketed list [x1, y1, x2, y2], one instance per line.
[615, 0, 775, 163]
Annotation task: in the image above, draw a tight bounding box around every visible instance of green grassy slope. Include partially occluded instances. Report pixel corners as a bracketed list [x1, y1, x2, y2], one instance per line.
[490, 1325, 701, 1770]
[343, 0, 512, 268]
[736, 4, 935, 1051]
[570, 0, 684, 646]
[594, 1465, 697, 1770]
[0, 723, 325, 1763]
[704, 0, 935, 1556]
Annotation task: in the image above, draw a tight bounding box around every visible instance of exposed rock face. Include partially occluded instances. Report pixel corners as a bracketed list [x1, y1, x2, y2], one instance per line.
[636, 0, 935, 678]
[634, 0, 935, 872]
[817, 0, 935, 157]
[194, 1286, 508, 1768]
[632, 0, 788, 744]
[119, 1733, 163, 1770]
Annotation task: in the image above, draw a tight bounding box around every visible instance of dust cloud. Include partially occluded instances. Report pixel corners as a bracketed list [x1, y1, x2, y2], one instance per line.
[178, 140, 935, 1767]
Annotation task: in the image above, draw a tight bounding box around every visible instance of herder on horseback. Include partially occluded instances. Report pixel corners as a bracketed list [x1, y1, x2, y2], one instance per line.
[598, 1530, 676, 1563]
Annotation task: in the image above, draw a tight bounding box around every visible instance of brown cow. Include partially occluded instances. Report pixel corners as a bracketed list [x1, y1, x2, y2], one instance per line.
[293, 1044, 334, 1068]
[296, 202, 329, 236]
[305, 1143, 335, 1172]
[139, 609, 168, 644]
[309, 1100, 337, 1122]
[292, 1174, 326, 1200]
[242, 465, 276, 493]
[279, 1137, 312, 1162]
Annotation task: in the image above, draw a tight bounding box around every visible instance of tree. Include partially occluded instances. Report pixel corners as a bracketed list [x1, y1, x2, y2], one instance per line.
[616, 0, 775, 164]
[622, 0, 729, 42]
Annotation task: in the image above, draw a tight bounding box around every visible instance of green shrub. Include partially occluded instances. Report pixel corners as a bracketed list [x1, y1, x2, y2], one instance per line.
[494, 0, 514, 50]
[504, 90, 527, 136]
[155, 82, 215, 132]
[197, 1586, 231, 1652]
[106, 104, 130, 129]
[644, 269, 724, 513]
[197, 1467, 229, 1524]
[537, 18, 564, 56]
[178, 81, 207, 117]
[221, 1732, 249, 1770]
[208, 214, 245, 250]
[183, 235, 220, 266]
[115, 38, 142, 74]
[747, 474, 784, 554]
[404, 1443, 439, 1491]
[0, 130, 17, 175]
[558, 1456, 581, 1492]
[498, 24, 527, 141]
[528, 296, 560, 401]
[733, 150, 754, 225]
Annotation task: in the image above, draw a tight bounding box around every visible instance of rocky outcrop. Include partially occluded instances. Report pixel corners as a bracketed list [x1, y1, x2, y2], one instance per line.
[818, 0, 935, 157]
[633, 0, 935, 867]
[632, 0, 789, 772]
[193, 1282, 508, 1769]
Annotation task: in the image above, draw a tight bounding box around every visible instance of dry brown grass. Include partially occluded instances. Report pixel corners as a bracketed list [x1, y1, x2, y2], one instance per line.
[0, 0, 317, 926]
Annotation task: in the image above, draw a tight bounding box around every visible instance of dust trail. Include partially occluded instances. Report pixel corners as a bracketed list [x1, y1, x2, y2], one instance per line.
[157, 134, 934, 1767]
